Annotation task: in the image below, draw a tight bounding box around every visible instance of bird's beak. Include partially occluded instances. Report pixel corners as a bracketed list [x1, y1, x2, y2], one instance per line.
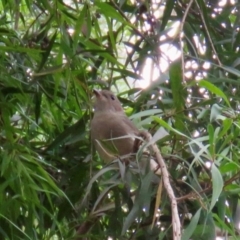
[93, 89, 101, 97]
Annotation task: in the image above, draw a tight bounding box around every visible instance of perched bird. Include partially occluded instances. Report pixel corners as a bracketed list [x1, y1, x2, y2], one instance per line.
[91, 89, 161, 175]
[90, 89, 142, 162]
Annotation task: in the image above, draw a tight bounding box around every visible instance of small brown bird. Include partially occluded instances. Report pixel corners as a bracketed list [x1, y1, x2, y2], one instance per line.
[91, 89, 142, 162]
[91, 89, 161, 175]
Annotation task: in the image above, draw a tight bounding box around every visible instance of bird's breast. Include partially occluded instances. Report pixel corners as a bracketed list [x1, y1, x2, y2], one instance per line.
[91, 111, 138, 161]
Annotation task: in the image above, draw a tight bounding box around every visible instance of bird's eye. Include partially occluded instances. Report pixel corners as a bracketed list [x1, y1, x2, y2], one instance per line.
[110, 95, 115, 100]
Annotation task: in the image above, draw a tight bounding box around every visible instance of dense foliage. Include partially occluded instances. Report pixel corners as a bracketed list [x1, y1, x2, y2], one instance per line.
[0, 0, 240, 239]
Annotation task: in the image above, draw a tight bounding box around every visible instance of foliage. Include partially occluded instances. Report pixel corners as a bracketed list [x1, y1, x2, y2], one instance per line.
[0, 0, 240, 239]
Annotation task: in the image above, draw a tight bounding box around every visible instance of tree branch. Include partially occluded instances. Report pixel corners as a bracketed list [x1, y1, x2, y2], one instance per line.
[144, 132, 181, 240]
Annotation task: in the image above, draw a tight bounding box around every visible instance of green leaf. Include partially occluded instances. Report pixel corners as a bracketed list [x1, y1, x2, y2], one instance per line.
[207, 124, 215, 156]
[169, 60, 186, 133]
[210, 104, 224, 122]
[95, 2, 128, 25]
[152, 117, 189, 139]
[213, 213, 236, 237]
[73, 4, 89, 49]
[219, 162, 240, 173]
[182, 208, 201, 240]
[210, 164, 223, 211]
[199, 80, 230, 107]
[121, 171, 154, 234]
[218, 118, 232, 139]
[160, 0, 175, 31]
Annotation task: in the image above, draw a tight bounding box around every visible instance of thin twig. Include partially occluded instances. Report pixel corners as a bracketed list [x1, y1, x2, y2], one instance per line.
[195, 0, 222, 66]
[177, 171, 240, 202]
[179, 0, 195, 83]
[145, 132, 181, 240]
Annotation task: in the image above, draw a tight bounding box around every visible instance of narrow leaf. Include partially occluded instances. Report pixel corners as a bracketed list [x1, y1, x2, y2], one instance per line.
[199, 80, 230, 107]
[182, 208, 201, 240]
[210, 164, 223, 211]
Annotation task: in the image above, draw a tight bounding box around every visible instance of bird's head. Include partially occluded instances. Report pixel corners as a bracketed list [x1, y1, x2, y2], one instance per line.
[93, 89, 124, 113]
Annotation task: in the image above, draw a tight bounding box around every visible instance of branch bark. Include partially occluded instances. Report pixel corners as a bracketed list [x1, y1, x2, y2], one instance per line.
[145, 132, 181, 240]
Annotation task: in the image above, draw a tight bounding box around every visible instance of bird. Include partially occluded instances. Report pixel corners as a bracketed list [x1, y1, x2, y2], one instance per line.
[91, 89, 161, 175]
[90, 89, 142, 163]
